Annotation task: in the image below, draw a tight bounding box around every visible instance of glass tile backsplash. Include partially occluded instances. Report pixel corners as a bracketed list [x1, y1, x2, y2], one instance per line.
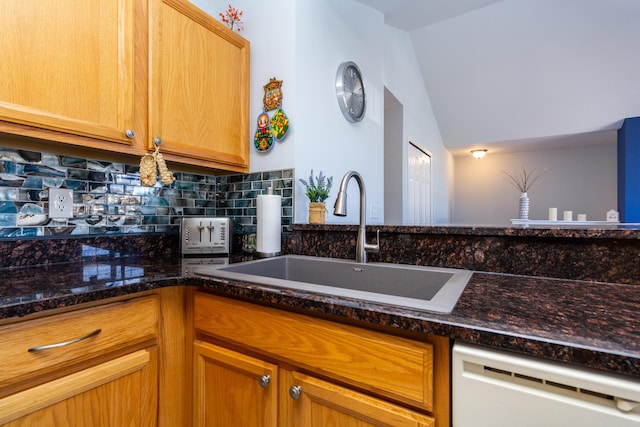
[0, 146, 293, 238]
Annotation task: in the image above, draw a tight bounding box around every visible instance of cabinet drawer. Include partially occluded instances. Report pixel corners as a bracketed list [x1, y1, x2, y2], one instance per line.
[0, 295, 158, 389]
[194, 293, 434, 411]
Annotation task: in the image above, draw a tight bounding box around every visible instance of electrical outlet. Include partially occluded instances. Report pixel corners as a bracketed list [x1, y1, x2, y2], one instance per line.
[49, 188, 74, 219]
[370, 204, 379, 220]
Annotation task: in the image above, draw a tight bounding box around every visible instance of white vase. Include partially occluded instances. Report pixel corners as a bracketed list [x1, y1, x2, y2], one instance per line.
[519, 192, 530, 220]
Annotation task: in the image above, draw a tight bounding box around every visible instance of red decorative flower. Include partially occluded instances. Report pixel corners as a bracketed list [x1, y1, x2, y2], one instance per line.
[219, 4, 244, 32]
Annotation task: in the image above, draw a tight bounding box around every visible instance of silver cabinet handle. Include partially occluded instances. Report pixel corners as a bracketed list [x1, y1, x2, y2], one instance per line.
[125, 129, 135, 139]
[258, 375, 271, 388]
[153, 137, 162, 146]
[27, 329, 102, 353]
[289, 385, 302, 400]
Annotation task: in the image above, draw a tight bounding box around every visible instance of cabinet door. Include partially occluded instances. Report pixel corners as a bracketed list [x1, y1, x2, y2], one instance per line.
[194, 340, 278, 427]
[0, 349, 157, 427]
[0, 0, 137, 146]
[149, 0, 250, 171]
[286, 371, 435, 427]
[194, 293, 435, 412]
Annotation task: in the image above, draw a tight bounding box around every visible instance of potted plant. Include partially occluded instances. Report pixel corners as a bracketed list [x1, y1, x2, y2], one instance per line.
[299, 170, 333, 224]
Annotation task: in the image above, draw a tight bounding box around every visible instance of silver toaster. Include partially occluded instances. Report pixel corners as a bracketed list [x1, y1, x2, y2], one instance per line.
[180, 217, 232, 256]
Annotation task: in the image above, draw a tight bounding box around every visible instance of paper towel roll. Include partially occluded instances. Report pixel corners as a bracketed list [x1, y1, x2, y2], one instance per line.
[256, 194, 282, 255]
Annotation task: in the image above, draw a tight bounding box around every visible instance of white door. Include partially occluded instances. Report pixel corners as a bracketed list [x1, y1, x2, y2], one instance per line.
[408, 143, 431, 225]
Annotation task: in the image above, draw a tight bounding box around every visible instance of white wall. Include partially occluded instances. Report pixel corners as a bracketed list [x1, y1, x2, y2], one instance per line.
[453, 142, 617, 225]
[191, 0, 452, 225]
[384, 88, 403, 225]
[383, 25, 452, 224]
[292, 0, 385, 225]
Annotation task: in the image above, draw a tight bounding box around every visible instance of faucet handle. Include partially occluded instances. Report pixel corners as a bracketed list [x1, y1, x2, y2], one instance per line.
[364, 229, 380, 253]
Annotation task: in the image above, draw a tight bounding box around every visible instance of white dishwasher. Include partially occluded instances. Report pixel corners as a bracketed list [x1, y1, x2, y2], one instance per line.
[453, 342, 640, 427]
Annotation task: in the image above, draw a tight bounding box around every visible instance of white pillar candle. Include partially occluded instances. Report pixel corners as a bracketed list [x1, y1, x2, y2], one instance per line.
[563, 210, 573, 221]
[548, 208, 558, 221]
[577, 214, 587, 221]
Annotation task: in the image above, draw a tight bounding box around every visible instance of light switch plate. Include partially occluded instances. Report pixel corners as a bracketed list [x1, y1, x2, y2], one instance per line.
[49, 188, 74, 219]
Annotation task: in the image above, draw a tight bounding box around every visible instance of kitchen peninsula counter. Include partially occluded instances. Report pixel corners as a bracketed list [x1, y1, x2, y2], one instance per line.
[0, 253, 638, 379]
[293, 223, 640, 238]
[289, 224, 640, 285]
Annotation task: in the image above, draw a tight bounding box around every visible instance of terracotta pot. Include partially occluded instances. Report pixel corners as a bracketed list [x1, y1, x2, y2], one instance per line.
[308, 202, 326, 224]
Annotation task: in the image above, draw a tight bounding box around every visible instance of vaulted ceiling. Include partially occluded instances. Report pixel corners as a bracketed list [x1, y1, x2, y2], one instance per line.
[355, 0, 640, 156]
[355, 0, 504, 30]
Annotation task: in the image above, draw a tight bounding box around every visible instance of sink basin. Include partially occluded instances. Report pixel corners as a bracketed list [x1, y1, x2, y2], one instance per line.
[195, 255, 472, 313]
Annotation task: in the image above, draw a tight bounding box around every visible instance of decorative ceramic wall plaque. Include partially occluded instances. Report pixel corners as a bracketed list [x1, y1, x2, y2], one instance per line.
[254, 112, 274, 152]
[270, 107, 289, 141]
[263, 78, 283, 112]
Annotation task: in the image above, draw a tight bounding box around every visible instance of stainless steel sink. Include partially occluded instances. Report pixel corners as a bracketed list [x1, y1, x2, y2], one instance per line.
[194, 255, 472, 313]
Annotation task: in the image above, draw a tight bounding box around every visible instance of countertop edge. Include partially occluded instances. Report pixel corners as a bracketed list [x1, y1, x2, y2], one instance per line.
[186, 275, 640, 379]
[2, 267, 638, 379]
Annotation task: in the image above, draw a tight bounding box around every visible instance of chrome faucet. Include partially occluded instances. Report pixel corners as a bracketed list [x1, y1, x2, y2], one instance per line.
[333, 171, 379, 263]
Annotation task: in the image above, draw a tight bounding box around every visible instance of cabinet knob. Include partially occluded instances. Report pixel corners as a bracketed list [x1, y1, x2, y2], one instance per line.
[258, 375, 271, 388]
[153, 137, 162, 146]
[125, 129, 135, 139]
[288, 385, 302, 400]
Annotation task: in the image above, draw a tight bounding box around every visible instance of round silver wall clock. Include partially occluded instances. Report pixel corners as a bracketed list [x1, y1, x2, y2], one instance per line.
[336, 61, 366, 122]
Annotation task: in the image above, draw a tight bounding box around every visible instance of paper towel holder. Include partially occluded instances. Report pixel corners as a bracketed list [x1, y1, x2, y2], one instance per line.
[256, 186, 282, 258]
[256, 250, 282, 258]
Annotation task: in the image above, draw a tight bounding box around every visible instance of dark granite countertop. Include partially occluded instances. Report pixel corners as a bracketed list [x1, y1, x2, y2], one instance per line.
[1, 255, 639, 379]
[292, 223, 640, 239]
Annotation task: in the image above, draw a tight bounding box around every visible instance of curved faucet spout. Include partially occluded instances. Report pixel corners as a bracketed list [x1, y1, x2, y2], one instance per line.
[333, 171, 364, 217]
[333, 171, 379, 263]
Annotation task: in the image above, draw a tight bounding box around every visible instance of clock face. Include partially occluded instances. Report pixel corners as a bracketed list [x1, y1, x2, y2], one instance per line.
[336, 62, 366, 122]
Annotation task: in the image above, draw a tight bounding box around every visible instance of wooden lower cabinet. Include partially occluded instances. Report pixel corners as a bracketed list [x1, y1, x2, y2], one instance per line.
[284, 371, 434, 427]
[0, 349, 157, 427]
[193, 293, 446, 427]
[0, 288, 448, 427]
[193, 340, 434, 427]
[194, 341, 278, 426]
[0, 295, 159, 427]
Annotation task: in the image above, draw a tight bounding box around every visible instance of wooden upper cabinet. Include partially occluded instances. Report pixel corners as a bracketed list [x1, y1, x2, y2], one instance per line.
[0, 0, 137, 146]
[0, 0, 250, 173]
[149, 0, 250, 172]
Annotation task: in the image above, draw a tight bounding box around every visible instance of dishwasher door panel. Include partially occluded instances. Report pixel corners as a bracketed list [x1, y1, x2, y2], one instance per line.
[453, 342, 640, 427]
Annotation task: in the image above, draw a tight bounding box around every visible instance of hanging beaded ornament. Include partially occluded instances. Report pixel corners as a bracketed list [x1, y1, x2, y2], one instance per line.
[139, 142, 175, 187]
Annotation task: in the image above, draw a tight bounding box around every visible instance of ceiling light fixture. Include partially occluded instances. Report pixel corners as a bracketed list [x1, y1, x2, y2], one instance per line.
[471, 149, 488, 159]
